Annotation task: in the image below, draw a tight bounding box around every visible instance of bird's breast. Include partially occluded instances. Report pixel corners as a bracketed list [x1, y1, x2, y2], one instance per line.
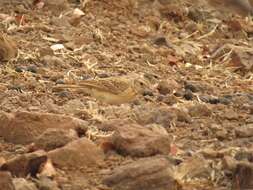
[90, 87, 137, 105]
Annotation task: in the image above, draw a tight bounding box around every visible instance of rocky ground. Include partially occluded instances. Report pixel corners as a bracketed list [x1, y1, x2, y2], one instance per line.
[0, 0, 253, 190]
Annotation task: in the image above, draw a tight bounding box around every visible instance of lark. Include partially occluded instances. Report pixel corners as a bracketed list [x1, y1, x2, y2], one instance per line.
[53, 76, 149, 105]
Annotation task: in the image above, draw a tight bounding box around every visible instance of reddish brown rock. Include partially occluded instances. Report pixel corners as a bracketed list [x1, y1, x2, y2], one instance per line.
[176, 156, 211, 180]
[157, 80, 173, 95]
[1, 150, 47, 177]
[215, 128, 229, 140]
[250, 106, 253, 114]
[222, 109, 239, 120]
[99, 121, 171, 157]
[34, 128, 78, 151]
[229, 49, 253, 73]
[232, 162, 253, 189]
[159, 94, 178, 106]
[222, 156, 238, 171]
[48, 138, 104, 169]
[133, 106, 177, 128]
[0, 171, 15, 190]
[133, 105, 191, 128]
[235, 124, 253, 138]
[188, 104, 212, 117]
[201, 148, 225, 159]
[0, 111, 88, 144]
[103, 156, 182, 190]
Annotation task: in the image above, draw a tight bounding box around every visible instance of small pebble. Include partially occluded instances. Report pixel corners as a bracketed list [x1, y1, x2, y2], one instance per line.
[246, 94, 253, 101]
[26, 65, 38, 73]
[184, 82, 199, 93]
[208, 98, 220, 104]
[157, 95, 165, 102]
[183, 90, 194, 100]
[174, 91, 184, 97]
[250, 106, 253, 114]
[8, 85, 22, 92]
[57, 91, 69, 98]
[223, 94, 233, 99]
[142, 90, 154, 96]
[200, 95, 221, 104]
[81, 75, 91, 80]
[132, 99, 141, 105]
[162, 95, 178, 106]
[200, 95, 209, 103]
[153, 36, 171, 47]
[218, 97, 231, 105]
[56, 79, 65, 84]
[97, 73, 110, 78]
[157, 80, 171, 95]
[216, 129, 228, 141]
[15, 66, 24, 73]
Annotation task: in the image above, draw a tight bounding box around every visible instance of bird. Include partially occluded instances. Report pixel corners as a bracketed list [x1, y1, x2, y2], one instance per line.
[0, 33, 18, 62]
[53, 75, 149, 105]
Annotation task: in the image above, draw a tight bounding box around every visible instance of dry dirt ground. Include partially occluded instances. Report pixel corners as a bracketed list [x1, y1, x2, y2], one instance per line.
[0, 0, 253, 190]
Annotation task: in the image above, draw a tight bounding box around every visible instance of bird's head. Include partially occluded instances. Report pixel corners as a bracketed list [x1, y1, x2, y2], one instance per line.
[133, 77, 151, 94]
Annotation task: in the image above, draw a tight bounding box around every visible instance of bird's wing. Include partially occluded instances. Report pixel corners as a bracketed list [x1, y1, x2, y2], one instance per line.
[52, 84, 92, 94]
[78, 78, 131, 95]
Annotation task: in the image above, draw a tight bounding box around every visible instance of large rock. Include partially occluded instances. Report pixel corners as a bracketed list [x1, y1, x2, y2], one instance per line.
[0, 171, 15, 190]
[133, 106, 176, 128]
[0, 111, 88, 144]
[13, 178, 38, 190]
[99, 121, 171, 157]
[48, 138, 104, 169]
[132, 106, 191, 128]
[1, 150, 47, 177]
[222, 156, 253, 189]
[35, 176, 60, 190]
[103, 156, 182, 190]
[176, 155, 211, 180]
[235, 124, 253, 138]
[188, 104, 212, 117]
[232, 162, 253, 189]
[34, 128, 79, 151]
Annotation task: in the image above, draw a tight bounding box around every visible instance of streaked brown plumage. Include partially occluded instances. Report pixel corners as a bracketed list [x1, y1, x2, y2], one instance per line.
[53, 76, 148, 105]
